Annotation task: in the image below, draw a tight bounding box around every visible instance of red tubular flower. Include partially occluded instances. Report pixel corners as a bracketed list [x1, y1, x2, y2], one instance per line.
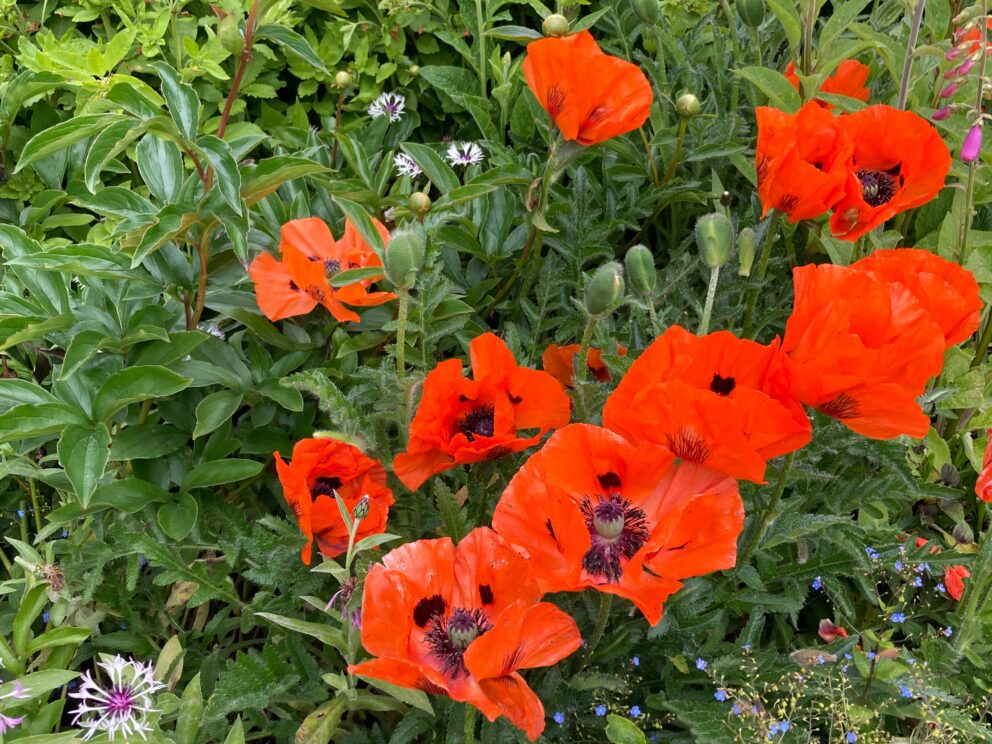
[275, 438, 395, 564]
[784, 60, 871, 105]
[977, 429, 992, 503]
[248, 217, 396, 323]
[829, 105, 951, 241]
[348, 528, 582, 741]
[541, 343, 628, 388]
[755, 102, 852, 222]
[602, 326, 811, 483]
[782, 263, 945, 439]
[492, 424, 744, 625]
[522, 31, 653, 146]
[850, 249, 982, 348]
[945, 564, 971, 601]
[392, 333, 571, 491]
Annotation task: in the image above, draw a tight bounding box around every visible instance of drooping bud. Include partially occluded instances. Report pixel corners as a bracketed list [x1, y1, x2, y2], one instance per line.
[632, 0, 662, 24]
[932, 106, 952, 121]
[584, 262, 625, 317]
[334, 70, 353, 89]
[624, 244, 657, 297]
[735, 0, 765, 28]
[962, 124, 983, 163]
[542, 13, 569, 37]
[384, 225, 426, 290]
[217, 14, 244, 56]
[940, 82, 959, 98]
[694, 212, 733, 269]
[408, 191, 432, 214]
[676, 92, 701, 118]
[737, 227, 757, 277]
[353, 495, 370, 520]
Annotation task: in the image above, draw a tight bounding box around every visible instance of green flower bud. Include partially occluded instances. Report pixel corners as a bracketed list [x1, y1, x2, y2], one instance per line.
[542, 13, 570, 37]
[334, 70, 353, 89]
[737, 227, 757, 277]
[735, 0, 765, 28]
[694, 212, 734, 269]
[409, 64, 420, 77]
[585, 262, 625, 317]
[632, 0, 662, 24]
[624, 244, 657, 298]
[217, 14, 244, 57]
[384, 226, 426, 290]
[353, 495, 370, 521]
[676, 92, 701, 118]
[408, 192, 431, 214]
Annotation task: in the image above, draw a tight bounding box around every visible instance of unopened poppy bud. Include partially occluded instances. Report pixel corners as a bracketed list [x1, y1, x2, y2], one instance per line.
[676, 92, 701, 118]
[737, 227, 757, 277]
[353, 495, 370, 520]
[542, 13, 569, 37]
[384, 226, 426, 289]
[962, 124, 982, 163]
[335, 70, 353, 89]
[218, 14, 244, 56]
[632, 0, 661, 24]
[585, 262, 625, 317]
[735, 0, 765, 28]
[408, 191, 431, 214]
[409, 64, 420, 77]
[695, 212, 733, 269]
[624, 244, 657, 297]
[932, 106, 952, 121]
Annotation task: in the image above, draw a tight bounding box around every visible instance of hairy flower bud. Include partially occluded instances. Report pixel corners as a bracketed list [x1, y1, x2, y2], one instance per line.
[585, 262, 625, 317]
[335, 70, 353, 89]
[217, 14, 244, 56]
[542, 14, 570, 37]
[737, 227, 757, 277]
[353, 495, 370, 520]
[632, 0, 661, 24]
[676, 92, 701, 118]
[695, 212, 733, 269]
[624, 244, 657, 297]
[408, 192, 432, 214]
[962, 124, 983, 163]
[384, 226, 426, 290]
[735, 0, 765, 28]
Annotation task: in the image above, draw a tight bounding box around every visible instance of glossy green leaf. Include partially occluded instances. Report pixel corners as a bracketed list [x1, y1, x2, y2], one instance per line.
[195, 135, 244, 214]
[255, 24, 330, 74]
[84, 118, 142, 193]
[153, 61, 200, 141]
[137, 135, 185, 202]
[110, 424, 189, 460]
[184, 458, 264, 489]
[605, 715, 647, 744]
[158, 492, 199, 541]
[15, 114, 129, 172]
[93, 365, 192, 420]
[193, 390, 243, 439]
[58, 423, 112, 507]
[13, 584, 48, 656]
[0, 402, 88, 444]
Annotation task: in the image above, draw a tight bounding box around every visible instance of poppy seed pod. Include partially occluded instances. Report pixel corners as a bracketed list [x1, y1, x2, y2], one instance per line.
[542, 13, 570, 37]
[695, 212, 734, 268]
[334, 70, 353, 89]
[384, 226, 426, 290]
[632, 0, 661, 24]
[624, 244, 657, 297]
[408, 191, 431, 214]
[218, 14, 244, 56]
[585, 262, 625, 317]
[676, 92, 701, 118]
[735, 0, 765, 28]
[737, 227, 757, 277]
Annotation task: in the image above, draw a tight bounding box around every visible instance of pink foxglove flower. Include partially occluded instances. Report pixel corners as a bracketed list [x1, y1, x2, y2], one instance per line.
[70, 656, 164, 740]
[962, 124, 983, 163]
[932, 106, 952, 121]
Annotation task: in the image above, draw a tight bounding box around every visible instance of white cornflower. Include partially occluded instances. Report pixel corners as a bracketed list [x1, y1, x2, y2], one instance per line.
[445, 141, 485, 167]
[70, 656, 164, 740]
[394, 152, 422, 178]
[368, 92, 406, 122]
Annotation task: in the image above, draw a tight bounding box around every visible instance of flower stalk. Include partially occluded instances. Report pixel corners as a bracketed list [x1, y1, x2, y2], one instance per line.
[736, 450, 796, 565]
[742, 211, 782, 338]
[897, 0, 927, 110]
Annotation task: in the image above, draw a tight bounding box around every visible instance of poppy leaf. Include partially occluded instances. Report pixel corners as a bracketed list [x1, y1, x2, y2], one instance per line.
[352, 677, 434, 715]
[570, 7, 610, 32]
[764, 0, 802, 54]
[819, 0, 872, 51]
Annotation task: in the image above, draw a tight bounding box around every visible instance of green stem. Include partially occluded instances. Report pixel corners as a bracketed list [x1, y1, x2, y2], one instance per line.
[463, 705, 477, 744]
[19, 499, 29, 543]
[698, 266, 720, 335]
[896, 0, 927, 110]
[736, 451, 796, 565]
[396, 289, 410, 376]
[0, 546, 12, 574]
[750, 26, 763, 67]
[958, 0, 987, 263]
[29, 479, 42, 534]
[639, 127, 660, 187]
[582, 593, 614, 667]
[170, 0, 183, 68]
[647, 302, 661, 336]
[972, 311, 992, 369]
[475, 0, 486, 97]
[741, 212, 781, 338]
[344, 514, 362, 573]
[661, 117, 688, 185]
[800, 0, 815, 79]
[574, 315, 598, 421]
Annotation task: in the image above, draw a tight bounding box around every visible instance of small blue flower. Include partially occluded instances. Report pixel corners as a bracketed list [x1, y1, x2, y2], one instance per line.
[780, 721, 791, 732]
[61, 529, 69, 538]
[714, 690, 728, 702]
[632, 656, 640, 667]
[732, 703, 742, 716]
[922, 562, 931, 572]
[741, 644, 752, 652]
[16, 510, 24, 518]
[553, 712, 565, 726]
[768, 722, 780, 735]
[913, 576, 923, 588]
[68, 680, 77, 689]
[841, 665, 849, 673]
[139, 557, 148, 568]
[906, 657, 916, 665]
[630, 705, 642, 718]
[817, 655, 826, 665]
[865, 547, 879, 559]
[944, 626, 953, 637]
[891, 612, 906, 623]
[695, 658, 708, 671]
[846, 732, 858, 743]
[595, 705, 607, 717]
[916, 562, 925, 573]
[937, 582, 946, 593]
[894, 560, 904, 571]
[900, 685, 913, 699]
[844, 653, 853, 660]
[867, 652, 876, 660]
[42, 611, 50, 623]
[812, 576, 822, 590]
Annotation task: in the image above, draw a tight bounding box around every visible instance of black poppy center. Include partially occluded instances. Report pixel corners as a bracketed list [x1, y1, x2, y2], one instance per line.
[289, 280, 300, 292]
[413, 594, 447, 628]
[310, 476, 343, 497]
[580, 494, 650, 583]
[424, 607, 492, 676]
[710, 373, 736, 396]
[856, 168, 898, 208]
[459, 406, 495, 442]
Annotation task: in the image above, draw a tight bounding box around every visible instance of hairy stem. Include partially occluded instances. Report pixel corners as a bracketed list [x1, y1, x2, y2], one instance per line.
[741, 211, 781, 338]
[661, 117, 688, 185]
[737, 451, 796, 565]
[29, 479, 42, 534]
[698, 266, 720, 335]
[897, 0, 927, 110]
[582, 593, 614, 667]
[395, 289, 410, 376]
[463, 705, 477, 744]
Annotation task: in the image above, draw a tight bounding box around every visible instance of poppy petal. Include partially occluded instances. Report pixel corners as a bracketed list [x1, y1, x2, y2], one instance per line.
[478, 674, 546, 742]
[248, 253, 318, 321]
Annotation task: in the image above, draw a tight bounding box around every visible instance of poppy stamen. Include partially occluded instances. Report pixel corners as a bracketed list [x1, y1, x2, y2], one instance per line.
[459, 406, 496, 441]
[424, 608, 491, 676]
[580, 494, 650, 583]
[855, 168, 898, 207]
[310, 476, 343, 497]
[710, 374, 736, 396]
[665, 427, 711, 464]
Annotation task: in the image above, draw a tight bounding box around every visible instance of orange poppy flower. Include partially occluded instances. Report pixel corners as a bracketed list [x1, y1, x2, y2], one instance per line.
[601, 326, 811, 483]
[945, 564, 971, 601]
[248, 217, 396, 323]
[347, 527, 582, 741]
[541, 343, 628, 388]
[784, 60, 870, 105]
[491, 424, 743, 625]
[977, 429, 992, 503]
[850, 249, 981, 348]
[829, 105, 951, 240]
[782, 263, 945, 439]
[274, 437, 395, 564]
[392, 333, 571, 491]
[522, 31, 653, 146]
[755, 102, 852, 222]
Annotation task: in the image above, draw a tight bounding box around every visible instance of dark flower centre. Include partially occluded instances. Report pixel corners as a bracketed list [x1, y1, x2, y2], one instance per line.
[289, 280, 300, 292]
[818, 392, 860, 420]
[710, 374, 736, 396]
[424, 607, 492, 676]
[459, 406, 495, 442]
[665, 427, 712, 463]
[311, 476, 343, 498]
[856, 168, 898, 208]
[413, 594, 447, 628]
[581, 493, 650, 583]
